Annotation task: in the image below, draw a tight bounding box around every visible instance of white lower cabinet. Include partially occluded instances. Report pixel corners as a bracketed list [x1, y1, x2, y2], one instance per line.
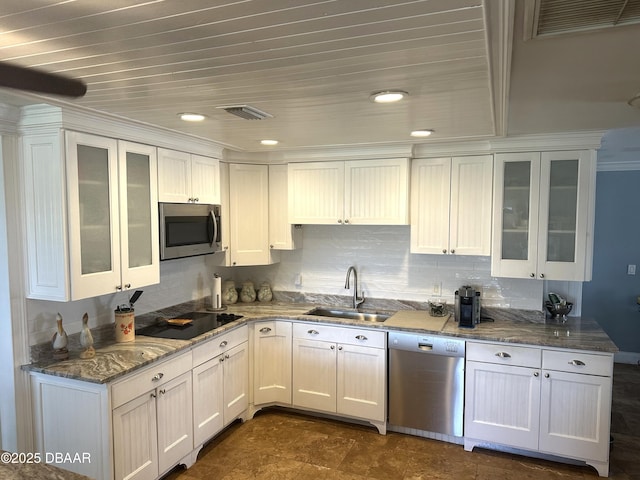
[292, 323, 386, 433]
[253, 321, 293, 405]
[192, 325, 249, 447]
[464, 342, 613, 477]
[111, 352, 193, 480]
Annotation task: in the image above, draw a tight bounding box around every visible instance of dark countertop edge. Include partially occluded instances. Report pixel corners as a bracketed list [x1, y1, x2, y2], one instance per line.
[23, 304, 618, 384]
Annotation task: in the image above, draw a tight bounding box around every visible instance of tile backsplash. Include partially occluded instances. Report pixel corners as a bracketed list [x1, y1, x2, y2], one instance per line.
[26, 225, 551, 345]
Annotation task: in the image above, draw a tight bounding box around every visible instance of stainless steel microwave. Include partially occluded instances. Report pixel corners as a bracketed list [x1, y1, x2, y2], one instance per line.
[159, 202, 222, 260]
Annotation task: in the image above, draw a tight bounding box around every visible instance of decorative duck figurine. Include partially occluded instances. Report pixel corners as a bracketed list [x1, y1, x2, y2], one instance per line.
[51, 313, 69, 360]
[79, 312, 95, 359]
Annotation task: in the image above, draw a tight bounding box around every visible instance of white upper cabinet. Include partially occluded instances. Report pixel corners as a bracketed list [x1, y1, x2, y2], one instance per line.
[268, 164, 301, 250]
[491, 150, 596, 281]
[228, 163, 278, 266]
[411, 155, 493, 255]
[23, 130, 160, 301]
[288, 158, 409, 225]
[157, 148, 220, 204]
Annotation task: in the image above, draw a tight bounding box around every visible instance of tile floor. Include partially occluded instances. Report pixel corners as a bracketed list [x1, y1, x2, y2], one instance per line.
[164, 363, 640, 480]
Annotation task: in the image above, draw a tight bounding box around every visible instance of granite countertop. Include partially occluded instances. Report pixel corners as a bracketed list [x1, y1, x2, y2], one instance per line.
[24, 300, 618, 385]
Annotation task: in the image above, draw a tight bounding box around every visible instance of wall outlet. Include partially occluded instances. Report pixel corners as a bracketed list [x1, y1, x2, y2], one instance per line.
[433, 282, 442, 296]
[628, 264, 636, 275]
[294, 273, 302, 287]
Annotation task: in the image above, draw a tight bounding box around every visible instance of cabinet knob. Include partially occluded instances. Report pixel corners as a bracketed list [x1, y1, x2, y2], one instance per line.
[355, 335, 368, 341]
[330, 345, 335, 350]
[495, 352, 511, 358]
[152, 373, 164, 382]
[270, 245, 274, 249]
[344, 219, 349, 224]
[530, 273, 535, 278]
[124, 283, 131, 289]
[225, 354, 230, 359]
[443, 249, 447, 254]
[545, 373, 550, 378]
[569, 359, 586, 366]
[220, 357, 224, 363]
[337, 219, 342, 224]
[150, 392, 157, 398]
[539, 273, 545, 279]
[159, 389, 166, 395]
[259, 327, 272, 334]
[232, 261, 237, 265]
[533, 372, 539, 377]
[193, 197, 199, 203]
[451, 249, 455, 254]
[116, 285, 123, 291]
[219, 340, 228, 348]
[338, 345, 343, 350]
[308, 329, 319, 335]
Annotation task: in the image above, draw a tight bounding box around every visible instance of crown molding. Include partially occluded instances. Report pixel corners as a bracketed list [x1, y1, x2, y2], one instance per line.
[224, 142, 415, 163]
[19, 104, 226, 158]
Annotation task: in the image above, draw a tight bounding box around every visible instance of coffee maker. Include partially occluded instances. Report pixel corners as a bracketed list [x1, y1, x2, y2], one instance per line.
[455, 286, 481, 328]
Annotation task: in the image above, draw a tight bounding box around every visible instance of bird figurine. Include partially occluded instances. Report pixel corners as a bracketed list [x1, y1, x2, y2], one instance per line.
[79, 312, 95, 359]
[51, 313, 69, 360]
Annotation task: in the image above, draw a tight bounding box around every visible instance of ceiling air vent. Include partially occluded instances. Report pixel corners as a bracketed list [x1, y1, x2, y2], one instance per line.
[524, 0, 640, 39]
[217, 105, 273, 120]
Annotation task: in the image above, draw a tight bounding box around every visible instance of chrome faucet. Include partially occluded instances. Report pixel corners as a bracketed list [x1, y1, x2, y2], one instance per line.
[345, 266, 365, 309]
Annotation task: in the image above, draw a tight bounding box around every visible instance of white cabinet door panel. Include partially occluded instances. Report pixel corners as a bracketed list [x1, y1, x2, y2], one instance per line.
[336, 343, 385, 422]
[192, 357, 224, 446]
[191, 154, 220, 204]
[223, 342, 249, 423]
[292, 338, 337, 412]
[157, 148, 192, 203]
[254, 321, 292, 405]
[288, 162, 344, 224]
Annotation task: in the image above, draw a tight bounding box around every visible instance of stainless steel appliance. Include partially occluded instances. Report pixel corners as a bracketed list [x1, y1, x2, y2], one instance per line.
[388, 332, 465, 437]
[159, 202, 221, 260]
[136, 311, 243, 340]
[455, 285, 481, 328]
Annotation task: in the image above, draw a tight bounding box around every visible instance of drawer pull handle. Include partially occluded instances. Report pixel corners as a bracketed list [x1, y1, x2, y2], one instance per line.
[355, 335, 368, 341]
[569, 359, 586, 366]
[220, 340, 228, 348]
[152, 373, 164, 382]
[308, 329, 319, 335]
[495, 352, 511, 358]
[260, 327, 272, 334]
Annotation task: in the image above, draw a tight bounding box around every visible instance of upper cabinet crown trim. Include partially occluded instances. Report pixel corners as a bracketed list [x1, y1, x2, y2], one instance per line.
[18, 104, 225, 158]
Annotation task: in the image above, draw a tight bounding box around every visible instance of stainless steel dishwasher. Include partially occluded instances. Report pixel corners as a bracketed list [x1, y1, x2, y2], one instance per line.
[388, 331, 465, 437]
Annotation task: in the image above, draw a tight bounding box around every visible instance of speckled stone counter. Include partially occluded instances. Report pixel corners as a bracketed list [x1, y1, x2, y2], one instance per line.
[0, 450, 90, 480]
[24, 299, 617, 385]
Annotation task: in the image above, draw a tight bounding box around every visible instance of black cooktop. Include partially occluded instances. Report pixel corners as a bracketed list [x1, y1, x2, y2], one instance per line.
[136, 311, 243, 340]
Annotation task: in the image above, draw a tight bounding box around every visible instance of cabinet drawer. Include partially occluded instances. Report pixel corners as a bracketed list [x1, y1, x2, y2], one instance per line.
[192, 325, 248, 367]
[111, 350, 192, 408]
[293, 322, 385, 349]
[255, 320, 291, 337]
[467, 342, 541, 368]
[542, 350, 613, 377]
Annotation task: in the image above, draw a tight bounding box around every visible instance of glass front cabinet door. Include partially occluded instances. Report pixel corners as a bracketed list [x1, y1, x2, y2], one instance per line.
[491, 150, 596, 281]
[66, 132, 159, 300]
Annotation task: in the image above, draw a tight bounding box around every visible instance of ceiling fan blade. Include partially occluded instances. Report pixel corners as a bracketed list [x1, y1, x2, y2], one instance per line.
[0, 62, 87, 98]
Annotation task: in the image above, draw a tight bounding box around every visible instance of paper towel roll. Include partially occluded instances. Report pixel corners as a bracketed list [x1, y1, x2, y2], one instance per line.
[211, 275, 222, 309]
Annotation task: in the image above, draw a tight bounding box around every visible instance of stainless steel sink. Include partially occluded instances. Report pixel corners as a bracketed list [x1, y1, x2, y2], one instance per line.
[306, 307, 390, 323]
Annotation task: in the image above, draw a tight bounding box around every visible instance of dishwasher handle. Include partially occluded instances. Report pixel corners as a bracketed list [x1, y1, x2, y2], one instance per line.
[418, 343, 433, 351]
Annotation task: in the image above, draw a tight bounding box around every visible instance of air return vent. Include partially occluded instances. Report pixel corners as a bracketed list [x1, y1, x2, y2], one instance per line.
[524, 0, 640, 38]
[217, 105, 273, 120]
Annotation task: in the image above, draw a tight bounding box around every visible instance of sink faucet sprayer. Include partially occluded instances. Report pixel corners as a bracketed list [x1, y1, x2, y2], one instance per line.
[345, 266, 365, 309]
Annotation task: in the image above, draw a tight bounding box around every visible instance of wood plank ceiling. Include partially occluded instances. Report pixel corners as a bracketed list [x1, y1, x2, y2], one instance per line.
[0, 0, 496, 151]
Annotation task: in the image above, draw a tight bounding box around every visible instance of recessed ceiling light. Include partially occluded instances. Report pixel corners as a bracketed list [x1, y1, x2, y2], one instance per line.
[260, 139, 279, 146]
[410, 129, 435, 137]
[179, 113, 206, 122]
[370, 90, 408, 103]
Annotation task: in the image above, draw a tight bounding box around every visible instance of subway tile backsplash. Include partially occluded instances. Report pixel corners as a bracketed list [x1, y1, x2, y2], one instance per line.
[26, 225, 547, 345]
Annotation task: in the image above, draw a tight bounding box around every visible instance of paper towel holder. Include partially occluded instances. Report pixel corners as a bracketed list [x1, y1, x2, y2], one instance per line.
[207, 273, 228, 312]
